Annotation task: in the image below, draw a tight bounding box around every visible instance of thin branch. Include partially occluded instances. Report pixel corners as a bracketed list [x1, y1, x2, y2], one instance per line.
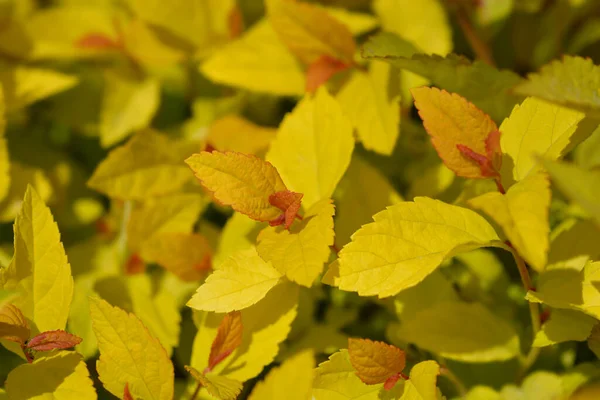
[454, 6, 496, 66]
[440, 366, 467, 398]
[190, 383, 202, 400]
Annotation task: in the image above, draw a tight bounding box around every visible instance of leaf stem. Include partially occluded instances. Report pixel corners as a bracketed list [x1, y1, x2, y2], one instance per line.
[190, 383, 202, 400]
[505, 242, 541, 379]
[440, 366, 467, 398]
[454, 5, 496, 66]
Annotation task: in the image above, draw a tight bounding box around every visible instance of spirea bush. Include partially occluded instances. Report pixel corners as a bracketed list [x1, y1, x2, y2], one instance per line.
[1, 0, 600, 399]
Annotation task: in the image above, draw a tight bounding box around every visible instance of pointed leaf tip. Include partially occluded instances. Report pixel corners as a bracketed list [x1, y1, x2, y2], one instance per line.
[207, 311, 243, 372]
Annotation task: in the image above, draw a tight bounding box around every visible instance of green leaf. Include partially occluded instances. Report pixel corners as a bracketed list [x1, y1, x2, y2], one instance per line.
[395, 302, 520, 362]
[324, 197, 500, 298]
[514, 55, 600, 116]
[363, 35, 521, 121]
[5, 352, 97, 400]
[541, 160, 600, 227]
[533, 308, 596, 347]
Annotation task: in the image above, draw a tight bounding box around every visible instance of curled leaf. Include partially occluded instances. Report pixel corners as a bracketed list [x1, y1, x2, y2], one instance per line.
[26, 330, 83, 352]
[208, 311, 243, 372]
[268, 190, 303, 229]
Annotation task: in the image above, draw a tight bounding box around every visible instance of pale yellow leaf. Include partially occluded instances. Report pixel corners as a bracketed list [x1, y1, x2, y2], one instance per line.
[400, 361, 441, 400]
[201, 19, 305, 96]
[257, 199, 334, 287]
[90, 297, 174, 400]
[100, 72, 160, 147]
[191, 282, 299, 381]
[5, 352, 97, 400]
[267, 87, 354, 208]
[214, 212, 261, 268]
[469, 172, 550, 271]
[326, 197, 500, 298]
[337, 61, 400, 155]
[88, 130, 198, 200]
[0, 162, 52, 223]
[325, 7, 379, 36]
[208, 115, 276, 155]
[0, 186, 73, 333]
[187, 247, 282, 313]
[499, 97, 585, 184]
[249, 349, 314, 400]
[121, 19, 186, 67]
[186, 366, 242, 400]
[533, 308, 596, 347]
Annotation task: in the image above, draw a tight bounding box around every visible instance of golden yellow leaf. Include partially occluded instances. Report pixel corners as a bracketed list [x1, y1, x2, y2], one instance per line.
[191, 282, 299, 382]
[248, 349, 314, 400]
[0, 304, 30, 345]
[267, 87, 354, 208]
[469, 173, 550, 271]
[0, 162, 52, 223]
[257, 199, 335, 287]
[325, 197, 500, 297]
[266, 0, 356, 65]
[348, 338, 405, 385]
[90, 297, 174, 400]
[186, 151, 288, 222]
[411, 87, 498, 179]
[337, 61, 401, 155]
[208, 115, 277, 155]
[185, 366, 242, 400]
[140, 233, 212, 282]
[187, 247, 282, 312]
[88, 130, 197, 200]
[0, 186, 73, 333]
[201, 19, 305, 96]
[120, 19, 186, 67]
[214, 212, 261, 268]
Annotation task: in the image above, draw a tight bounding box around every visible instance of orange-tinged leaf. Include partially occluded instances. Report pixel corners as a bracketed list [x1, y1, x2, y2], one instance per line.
[0, 304, 30, 345]
[140, 233, 212, 282]
[77, 33, 122, 51]
[411, 87, 498, 179]
[124, 383, 134, 400]
[348, 338, 406, 386]
[208, 311, 243, 372]
[185, 151, 288, 222]
[26, 330, 82, 352]
[306, 55, 350, 93]
[268, 190, 303, 229]
[266, 0, 356, 65]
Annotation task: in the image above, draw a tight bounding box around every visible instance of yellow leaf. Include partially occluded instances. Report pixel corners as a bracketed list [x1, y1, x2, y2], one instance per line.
[90, 297, 174, 400]
[214, 212, 261, 268]
[100, 72, 160, 147]
[337, 61, 400, 155]
[186, 151, 288, 222]
[373, 0, 452, 55]
[526, 261, 600, 320]
[68, 275, 98, 359]
[5, 351, 97, 400]
[208, 115, 277, 155]
[187, 247, 282, 313]
[469, 173, 550, 271]
[395, 302, 520, 362]
[266, 0, 356, 65]
[0, 63, 78, 111]
[325, 197, 500, 298]
[191, 282, 299, 381]
[127, 274, 181, 356]
[499, 97, 585, 184]
[324, 7, 379, 36]
[348, 338, 405, 385]
[0, 303, 30, 345]
[313, 349, 382, 400]
[401, 360, 441, 400]
[185, 366, 243, 400]
[127, 193, 206, 252]
[334, 157, 403, 247]
[123, 0, 234, 50]
[248, 349, 314, 400]
[533, 308, 596, 347]
[0, 129, 6, 203]
[411, 87, 498, 179]
[0, 186, 73, 333]
[257, 199, 334, 287]
[88, 130, 197, 200]
[541, 160, 600, 227]
[0, 162, 52, 223]
[267, 87, 354, 208]
[140, 233, 212, 282]
[120, 19, 186, 67]
[201, 19, 305, 96]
